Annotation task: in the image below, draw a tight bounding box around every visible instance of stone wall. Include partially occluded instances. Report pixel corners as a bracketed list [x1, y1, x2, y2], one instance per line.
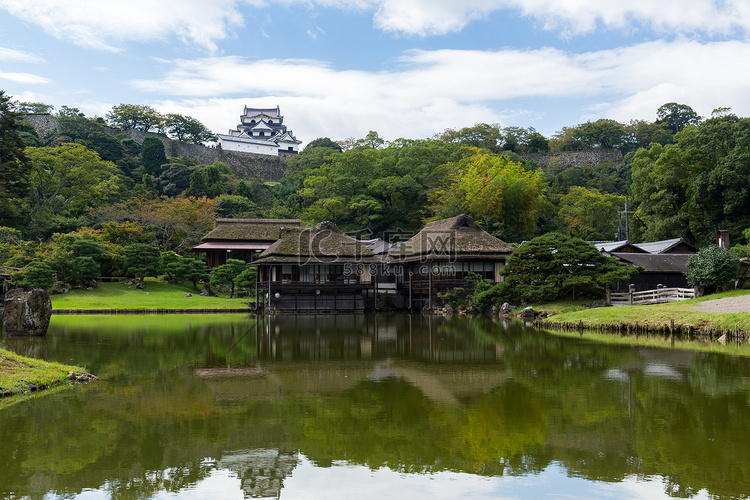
[520, 149, 624, 170]
[23, 115, 288, 182]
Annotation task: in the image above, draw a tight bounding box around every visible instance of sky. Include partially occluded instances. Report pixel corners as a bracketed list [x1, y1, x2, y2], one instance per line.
[1, 0, 750, 146]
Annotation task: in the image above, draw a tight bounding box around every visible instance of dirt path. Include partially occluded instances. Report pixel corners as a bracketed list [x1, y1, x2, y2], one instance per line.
[694, 295, 750, 313]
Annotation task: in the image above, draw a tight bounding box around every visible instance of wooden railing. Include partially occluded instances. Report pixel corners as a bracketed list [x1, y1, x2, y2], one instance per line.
[607, 287, 696, 306]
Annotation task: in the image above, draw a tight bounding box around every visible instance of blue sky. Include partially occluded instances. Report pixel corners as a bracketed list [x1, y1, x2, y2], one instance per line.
[2, 1, 750, 146]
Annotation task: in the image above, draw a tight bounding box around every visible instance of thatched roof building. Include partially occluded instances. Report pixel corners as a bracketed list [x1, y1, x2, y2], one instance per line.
[390, 214, 513, 262]
[193, 218, 301, 268]
[253, 221, 377, 264]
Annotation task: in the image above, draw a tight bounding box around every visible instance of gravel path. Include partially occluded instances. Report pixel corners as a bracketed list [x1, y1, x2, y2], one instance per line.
[694, 295, 750, 313]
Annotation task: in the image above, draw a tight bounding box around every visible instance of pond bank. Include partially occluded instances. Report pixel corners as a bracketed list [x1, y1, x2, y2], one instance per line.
[535, 291, 750, 341]
[0, 348, 97, 403]
[54, 308, 252, 314]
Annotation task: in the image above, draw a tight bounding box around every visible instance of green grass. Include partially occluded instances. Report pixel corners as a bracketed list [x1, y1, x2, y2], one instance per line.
[539, 290, 750, 332]
[51, 278, 253, 310]
[0, 348, 86, 402]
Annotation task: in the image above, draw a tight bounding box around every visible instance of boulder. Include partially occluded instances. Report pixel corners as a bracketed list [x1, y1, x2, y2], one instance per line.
[499, 302, 515, 316]
[200, 285, 215, 297]
[518, 306, 536, 319]
[3, 288, 53, 336]
[185, 293, 192, 297]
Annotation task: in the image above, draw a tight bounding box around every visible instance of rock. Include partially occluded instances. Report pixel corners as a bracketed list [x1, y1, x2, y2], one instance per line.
[499, 302, 515, 316]
[50, 283, 71, 295]
[185, 293, 192, 297]
[3, 288, 53, 337]
[718, 333, 728, 345]
[200, 285, 215, 297]
[135, 281, 146, 289]
[68, 371, 100, 383]
[518, 306, 535, 319]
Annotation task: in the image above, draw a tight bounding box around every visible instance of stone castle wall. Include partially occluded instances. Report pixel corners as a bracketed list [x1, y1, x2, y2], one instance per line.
[23, 115, 288, 182]
[520, 149, 624, 169]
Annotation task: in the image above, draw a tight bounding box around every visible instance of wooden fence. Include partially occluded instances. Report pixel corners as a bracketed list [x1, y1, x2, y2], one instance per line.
[607, 287, 696, 306]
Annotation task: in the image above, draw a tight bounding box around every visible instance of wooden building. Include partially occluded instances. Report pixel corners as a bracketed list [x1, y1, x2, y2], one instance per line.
[596, 237, 699, 290]
[252, 221, 380, 312]
[193, 218, 301, 269]
[389, 214, 513, 310]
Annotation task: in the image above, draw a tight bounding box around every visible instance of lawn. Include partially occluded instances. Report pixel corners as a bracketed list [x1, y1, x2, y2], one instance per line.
[51, 278, 253, 310]
[0, 348, 87, 401]
[538, 289, 750, 333]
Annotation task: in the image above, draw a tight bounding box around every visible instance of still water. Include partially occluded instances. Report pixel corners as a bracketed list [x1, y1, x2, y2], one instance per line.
[1, 313, 750, 500]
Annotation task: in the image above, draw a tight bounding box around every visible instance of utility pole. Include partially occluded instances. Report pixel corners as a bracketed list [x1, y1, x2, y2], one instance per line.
[617, 197, 636, 241]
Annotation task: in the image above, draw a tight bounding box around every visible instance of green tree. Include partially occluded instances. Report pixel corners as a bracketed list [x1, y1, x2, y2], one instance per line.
[57, 105, 84, 117]
[160, 251, 208, 288]
[685, 246, 739, 292]
[18, 102, 54, 114]
[657, 102, 701, 134]
[155, 161, 195, 196]
[184, 163, 228, 199]
[215, 194, 261, 218]
[178, 257, 210, 290]
[164, 114, 217, 145]
[630, 142, 692, 241]
[500, 232, 638, 302]
[65, 238, 104, 286]
[141, 137, 168, 176]
[429, 152, 546, 241]
[0, 91, 31, 227]
[235, 266, 257, 296]
[305, 137, 342, 152]
[16, 260, 55, 290]
[209, 258, 247, 298]
[25, 143, 121, 228]
[106, 104, 164, 132]
[437, 123, 502, 153]
[558, 186, 625, 240]
[124, 243, 162, 282]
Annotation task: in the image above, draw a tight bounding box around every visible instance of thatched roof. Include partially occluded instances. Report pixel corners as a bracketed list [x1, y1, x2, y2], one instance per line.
[253, 221, 377, 264]
[390, 214, 513, 262]
[201, 218, 301, 242]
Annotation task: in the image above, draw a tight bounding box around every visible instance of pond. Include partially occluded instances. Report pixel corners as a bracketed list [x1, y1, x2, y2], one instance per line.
[1, 313, 750, 499]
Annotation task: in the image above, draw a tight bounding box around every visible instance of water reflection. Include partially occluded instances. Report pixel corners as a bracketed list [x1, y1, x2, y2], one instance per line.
[0, 313, 749, 499]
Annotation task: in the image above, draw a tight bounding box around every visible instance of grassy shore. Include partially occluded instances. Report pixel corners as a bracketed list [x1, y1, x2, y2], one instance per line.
[51, 278, 252, 311]
[0, 348, 88, 404]
[537, 290, 750, 332]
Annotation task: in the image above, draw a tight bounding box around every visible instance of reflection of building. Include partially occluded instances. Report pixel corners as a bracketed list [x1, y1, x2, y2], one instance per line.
[218, 449, 299, 499]
[217, 106, 301, 156]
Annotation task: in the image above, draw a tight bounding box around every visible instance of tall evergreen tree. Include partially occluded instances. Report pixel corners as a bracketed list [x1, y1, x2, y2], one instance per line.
[141, 137, 167, 176]
[0, 91, 30, 227]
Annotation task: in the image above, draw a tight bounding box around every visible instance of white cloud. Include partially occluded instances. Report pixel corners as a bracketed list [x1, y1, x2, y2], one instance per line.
[0, 72, 51, 84]
[0, 0, 257, 51]
[369, 0, 750, 37]
[0, 47, 44, 63]
[3, 0, 750, 51]
[131, 39, 750, 142]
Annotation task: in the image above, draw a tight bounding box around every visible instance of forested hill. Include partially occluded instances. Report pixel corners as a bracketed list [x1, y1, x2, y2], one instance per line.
[1, 94, 749, 265]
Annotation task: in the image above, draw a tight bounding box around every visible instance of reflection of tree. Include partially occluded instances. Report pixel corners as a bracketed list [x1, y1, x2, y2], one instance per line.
[4, 315, 750, 499]
[277, 377, 549, 477]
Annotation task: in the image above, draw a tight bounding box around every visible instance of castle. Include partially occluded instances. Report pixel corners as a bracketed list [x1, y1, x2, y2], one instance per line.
[216, 106, 301, 156]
